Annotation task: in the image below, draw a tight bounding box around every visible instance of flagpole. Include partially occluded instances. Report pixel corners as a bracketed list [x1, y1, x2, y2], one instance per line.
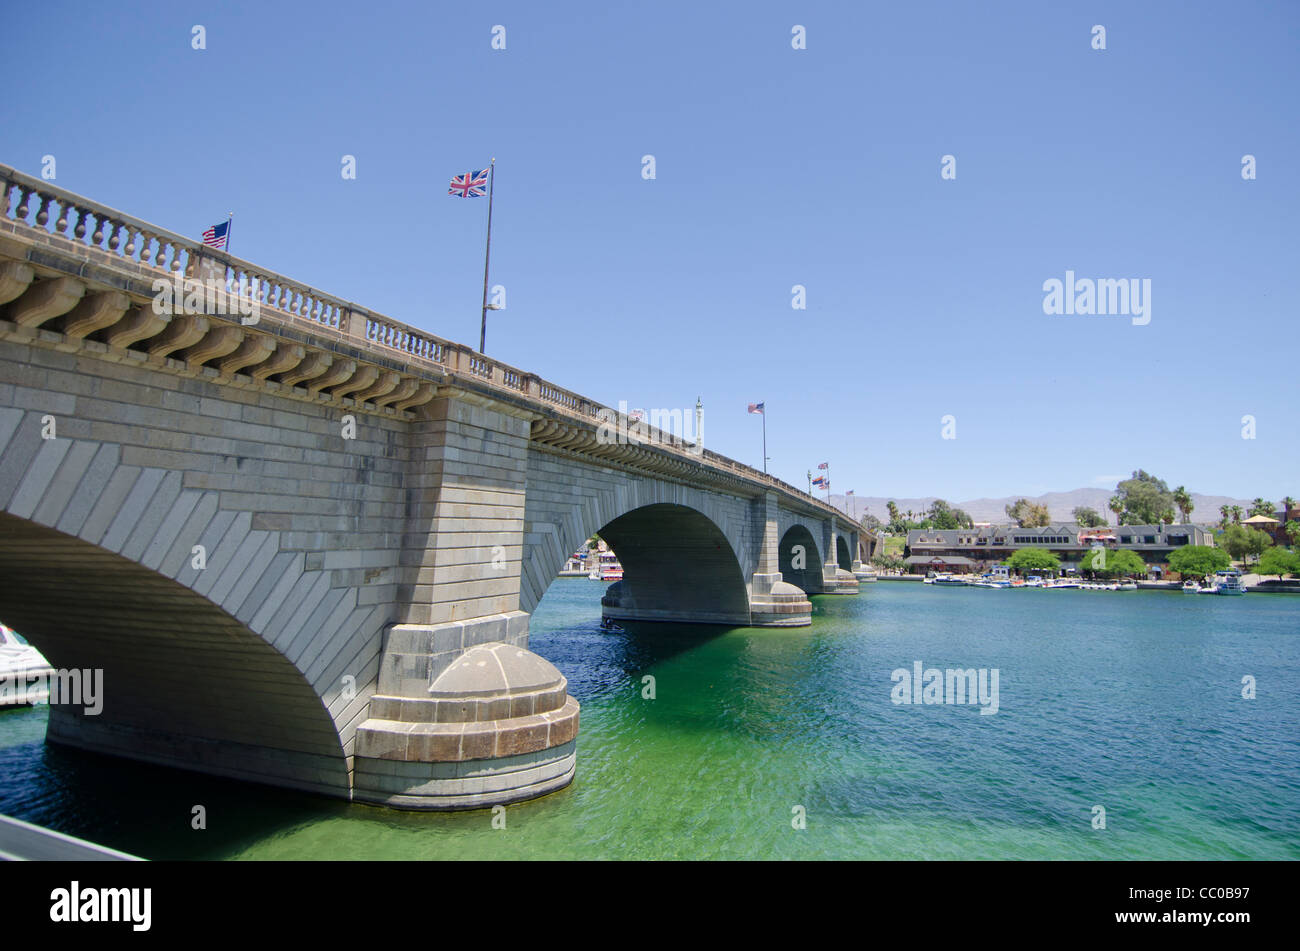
[762, 406, 767, 474]
[224, 212, 233, 255]
[479, 158, 496, 354]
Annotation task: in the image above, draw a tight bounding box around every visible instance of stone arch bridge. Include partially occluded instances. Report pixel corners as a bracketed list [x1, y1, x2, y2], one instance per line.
[0, 166, 872, 810]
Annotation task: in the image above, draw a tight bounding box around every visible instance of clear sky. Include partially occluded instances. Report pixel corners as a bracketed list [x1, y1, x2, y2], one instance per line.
[2, 1, 1295, 502]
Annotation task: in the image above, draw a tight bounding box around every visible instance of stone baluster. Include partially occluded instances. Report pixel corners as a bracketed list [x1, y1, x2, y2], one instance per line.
[91, 214, 107, 248]
[35, 193, 53, 228]
[73, 208, 88, 241]
[138, 232, 155, 264]
[107, 221, 122, 252]
[14, 186, 32, 222]
[54, 200, 71, 236]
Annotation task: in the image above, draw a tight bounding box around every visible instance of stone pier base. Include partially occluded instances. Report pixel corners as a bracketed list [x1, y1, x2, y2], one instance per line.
[354, 616, 580, 810]
[851, 560, 878, 582]
[748, 572, 812, 626]
[821, 567, 861, 594]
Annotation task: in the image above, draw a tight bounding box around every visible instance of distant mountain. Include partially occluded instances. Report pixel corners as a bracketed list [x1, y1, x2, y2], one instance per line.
[833, 489, 1256, 526]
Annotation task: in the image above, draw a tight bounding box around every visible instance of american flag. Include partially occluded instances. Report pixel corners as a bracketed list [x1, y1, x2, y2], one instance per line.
[846, 490, 854, 496]
[449, 169, 489, 197]
[817, 461, 828, 470]
[747, 402, 764, 414]
[201, 221, 229, 249]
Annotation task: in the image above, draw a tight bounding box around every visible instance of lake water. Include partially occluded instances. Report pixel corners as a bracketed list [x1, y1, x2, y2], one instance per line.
[1, 581, 1297, 859]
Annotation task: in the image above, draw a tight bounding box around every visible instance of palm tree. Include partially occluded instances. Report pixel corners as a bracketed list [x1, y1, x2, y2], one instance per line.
[1108, 495, 1124, 526]
[1249, 497, 1275, 517]
[1219, 504, 1231, 529]
[886, 501, 900, 525]
[1172, 486, 1193, 524]
[1230, 505, 1243, 524]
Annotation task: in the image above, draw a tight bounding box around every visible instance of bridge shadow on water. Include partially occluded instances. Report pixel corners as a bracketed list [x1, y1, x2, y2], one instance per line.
[0, 706, 349, 860]
[529, 601, 739, 703]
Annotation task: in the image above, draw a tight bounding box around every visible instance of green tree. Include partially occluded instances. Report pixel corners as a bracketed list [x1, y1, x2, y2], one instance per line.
[1218, 504, 1231, 529]
[886, 501, 900, 525]
[1081, 548, 1147, 578]
[1109, 495, 1125, 526]
[860, 513, 883, 533]
[1249, 498, 1275, 517]
[927, 499, 957, 530]
[1257, 547, 1300, 578]
[1006, 547, 1060, 574]
[1221, 524, 1271, 564]
[1167, 544, 1231, 579]
[1230, 505, 1243, 524]
[1172, 486, 1194, 524]
[1072, 506, 1108, 527]
[1114, 470, 1175, 525]
[1006, 498, 1051, 527]
[1287, 521, 1300, 546]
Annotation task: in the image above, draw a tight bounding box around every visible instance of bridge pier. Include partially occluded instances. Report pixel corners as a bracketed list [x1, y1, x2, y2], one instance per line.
[354, 614, 578, 810]
[748, 492, 813, 626]
[821, 517, 860, 594]
[353, 396, 579, 809]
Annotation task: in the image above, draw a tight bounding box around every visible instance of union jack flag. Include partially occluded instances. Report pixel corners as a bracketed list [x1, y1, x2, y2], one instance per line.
[448, 169, 489, 197]
[201, 221, 228, 249]
[817, 461, 828, 470]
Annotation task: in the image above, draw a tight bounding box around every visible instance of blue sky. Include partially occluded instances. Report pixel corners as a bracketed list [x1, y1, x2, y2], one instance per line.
[2, 0, 1296, 502]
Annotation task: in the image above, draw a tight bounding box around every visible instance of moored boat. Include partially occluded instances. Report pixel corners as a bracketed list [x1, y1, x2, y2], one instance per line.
[1203, 569, 1247, 596]
[0, 624, 53, 706]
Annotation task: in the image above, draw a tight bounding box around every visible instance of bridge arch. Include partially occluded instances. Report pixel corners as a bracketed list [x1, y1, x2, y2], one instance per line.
[520, 450, 758, 620]
[836, 535, 853, 571]
[598, 502, 751, 624]
[0, 512, 351, 796]
[0, 406, 390, 798]
[778, 524, 825, 594]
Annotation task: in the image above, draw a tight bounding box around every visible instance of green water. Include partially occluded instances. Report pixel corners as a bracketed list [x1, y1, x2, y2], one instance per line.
[1, 581, 1297, 859]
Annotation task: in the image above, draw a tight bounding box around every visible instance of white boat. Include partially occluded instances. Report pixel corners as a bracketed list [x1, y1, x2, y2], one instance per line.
[0, 624, 53, 706]
[1023, 576, 1045, 588]
[1117, 582, 1138, 591]
[1182, 580, 1201, 593]
[1201, 569, 1246, 596]
[933, 575, 968, 587]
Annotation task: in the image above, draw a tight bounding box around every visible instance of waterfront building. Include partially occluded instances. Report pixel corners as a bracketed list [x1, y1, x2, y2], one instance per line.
[904, 522, 1216, 576]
